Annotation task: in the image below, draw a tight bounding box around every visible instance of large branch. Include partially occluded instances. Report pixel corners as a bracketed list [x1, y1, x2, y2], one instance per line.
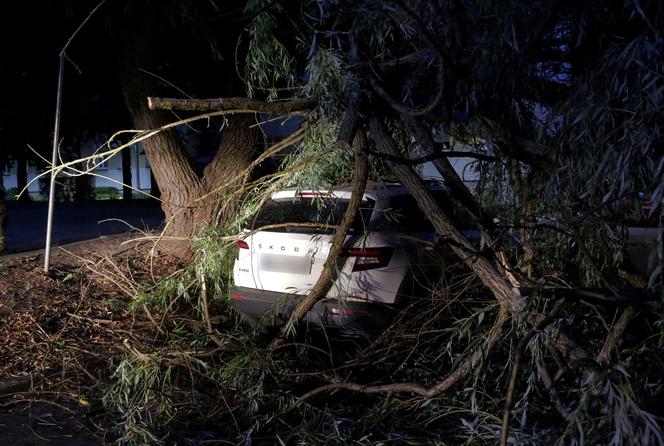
[298, 305, 508, 400]
[402, 116, 496, 229]
[369, 116, 518, 307]
[365, 148, 498, 164]
[147, 96, 318, 114]
[203, 115, 262, 182]
[271, 108, 365, 346]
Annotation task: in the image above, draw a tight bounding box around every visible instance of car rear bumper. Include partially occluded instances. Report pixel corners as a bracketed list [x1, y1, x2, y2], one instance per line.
[230, 285, 394, 329]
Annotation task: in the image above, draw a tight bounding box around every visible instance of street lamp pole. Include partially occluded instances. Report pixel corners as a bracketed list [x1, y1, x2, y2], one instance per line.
[44, 53, 65, 273]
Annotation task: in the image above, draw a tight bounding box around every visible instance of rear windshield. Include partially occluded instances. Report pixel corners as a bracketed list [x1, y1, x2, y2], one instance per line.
[249, 197, 375, 234]
[383, 192, 477, 232]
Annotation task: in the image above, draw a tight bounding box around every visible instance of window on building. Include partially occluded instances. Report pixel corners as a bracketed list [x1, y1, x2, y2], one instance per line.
[95, 159, 109, 170]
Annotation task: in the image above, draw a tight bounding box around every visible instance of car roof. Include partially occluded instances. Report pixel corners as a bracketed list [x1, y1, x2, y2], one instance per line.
[270, 182, 448, 201]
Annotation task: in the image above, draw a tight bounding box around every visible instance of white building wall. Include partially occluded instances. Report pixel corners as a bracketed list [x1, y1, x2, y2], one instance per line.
[2, 164, 42, 198]
[92, 144, 152, 194]
[3, 142, 152, 200]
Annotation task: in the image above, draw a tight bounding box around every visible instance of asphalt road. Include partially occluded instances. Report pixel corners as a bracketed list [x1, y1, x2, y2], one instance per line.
[3, 200, 164, 253]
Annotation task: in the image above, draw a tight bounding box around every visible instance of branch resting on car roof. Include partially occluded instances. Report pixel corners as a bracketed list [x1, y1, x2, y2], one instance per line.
[365, 147, 498, 164]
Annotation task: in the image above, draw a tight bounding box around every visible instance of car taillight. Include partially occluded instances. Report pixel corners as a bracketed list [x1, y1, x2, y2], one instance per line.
[235, 240, 249, 249]
[339, 247, 393, 271]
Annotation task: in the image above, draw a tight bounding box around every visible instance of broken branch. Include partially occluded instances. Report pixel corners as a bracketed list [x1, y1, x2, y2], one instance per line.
[271, 108, 366, 346]
[147, 96, 317, 114]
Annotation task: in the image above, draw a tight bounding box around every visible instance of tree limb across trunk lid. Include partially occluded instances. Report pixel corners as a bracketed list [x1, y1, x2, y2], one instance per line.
[271, 107, 364, 347]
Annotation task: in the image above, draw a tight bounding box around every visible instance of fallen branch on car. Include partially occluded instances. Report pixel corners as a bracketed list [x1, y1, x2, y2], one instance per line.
[402, 115, 497, 229]
[369, 115, 519, 307]
[295, 116, 525, 402]
[271, 107, 366, 346]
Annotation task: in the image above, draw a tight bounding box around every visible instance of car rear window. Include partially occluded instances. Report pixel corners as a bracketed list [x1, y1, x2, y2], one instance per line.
[249, 197, 375, 234]
[384, 192, 477, 232]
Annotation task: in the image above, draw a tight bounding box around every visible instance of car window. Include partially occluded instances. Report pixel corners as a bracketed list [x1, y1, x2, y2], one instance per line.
[249, 197, 375, 234]
[382, 192, 477, 232]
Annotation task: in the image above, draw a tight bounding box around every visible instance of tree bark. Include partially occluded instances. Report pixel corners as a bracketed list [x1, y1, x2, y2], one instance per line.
[114, 7, 264, 258]
[147, 96, 317, 114]
[369, 116, 518, 307]
[402, 116, 495, 228]
[123, 85, 202, 256]
[202, 114, 263, 226]
[274, 116, 365, 344]
[121, 146, 133, 201]
[123, 90, 261, 257]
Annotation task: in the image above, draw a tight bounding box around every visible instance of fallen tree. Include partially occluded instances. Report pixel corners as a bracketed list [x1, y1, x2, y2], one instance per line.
[88, 1, 664, 444]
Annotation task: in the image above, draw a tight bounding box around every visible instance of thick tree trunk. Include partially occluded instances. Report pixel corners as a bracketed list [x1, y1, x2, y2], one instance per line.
[123, 82, 262, 257]
[123, 96, 201, 257]
[121, 146, 132, 201]
[15, 154, 30, 202]
[369, 116, 518, 307]
[111, 3, 267, 258]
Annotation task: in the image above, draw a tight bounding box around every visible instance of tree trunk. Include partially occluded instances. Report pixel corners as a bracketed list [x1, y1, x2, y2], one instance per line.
[15, 154, 30, 202]
[123, 95, 200, 257]
[148, 96, 316, 113]
[114, 5, 263, 258]
[369, 116, 518, 307]
[122, 146, 133, 201]
[123, 79, 262, 257]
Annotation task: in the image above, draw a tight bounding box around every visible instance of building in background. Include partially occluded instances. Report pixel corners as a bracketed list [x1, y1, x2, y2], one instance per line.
[2, 144, 152, 200]
[91, 145, 152, 199]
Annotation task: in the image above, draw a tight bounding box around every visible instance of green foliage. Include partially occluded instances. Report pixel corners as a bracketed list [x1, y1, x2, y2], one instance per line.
[103, 356, 176, 445]
[560, 370, 664, 446]
[244, 0, 297, 100]
[279, 117, 351, 189]
[192, 226, 239, 299]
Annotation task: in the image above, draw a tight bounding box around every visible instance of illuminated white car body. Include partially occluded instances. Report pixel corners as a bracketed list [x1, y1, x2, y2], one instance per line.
[231, 185, 471, 327]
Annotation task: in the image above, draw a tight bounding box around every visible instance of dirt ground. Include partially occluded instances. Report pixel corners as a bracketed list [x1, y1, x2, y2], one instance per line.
[0, 234, 176, 445]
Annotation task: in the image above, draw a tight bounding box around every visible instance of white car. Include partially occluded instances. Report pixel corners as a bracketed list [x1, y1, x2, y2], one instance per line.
[231, 184, 476, 329]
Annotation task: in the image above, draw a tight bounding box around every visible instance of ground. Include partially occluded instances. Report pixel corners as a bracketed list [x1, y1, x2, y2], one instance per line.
[0, 233, 178, 445]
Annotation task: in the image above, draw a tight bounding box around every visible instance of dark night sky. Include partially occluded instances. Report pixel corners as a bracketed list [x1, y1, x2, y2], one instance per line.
[0, 1, 250, 163]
